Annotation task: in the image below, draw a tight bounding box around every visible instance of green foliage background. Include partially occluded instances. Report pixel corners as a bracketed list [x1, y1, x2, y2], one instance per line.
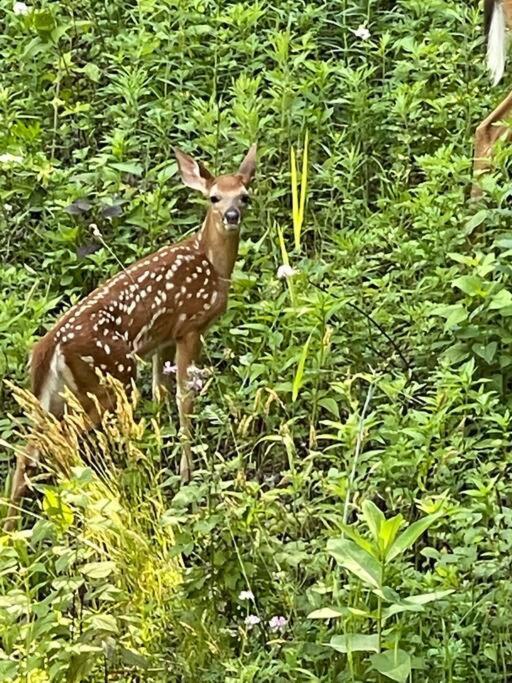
[2, 0, 512, 680]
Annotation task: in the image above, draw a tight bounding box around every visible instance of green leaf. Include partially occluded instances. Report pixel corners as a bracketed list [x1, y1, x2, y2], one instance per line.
[488, 289, 512, 309]
[387, 513, 442, 562]
[328, 633, 380, 653]
[379, 514, 404, 558]
[81, 561, 116, 579]
[362, 500, 385, 544]
[307, 607, 344, 619]
[43, 489, 74, 528]
[33, 9, 56, 33]
[381, 589, 454, 619]
[452, 275, 486, 297]
[83, 63, 101, 82]
[318, 397, 340, 418]
[431, 303, 468, 330]
[87, 614, 118, 633]
[292, 331, 313, 402]
[109, 161, 144, 176]
[327, 538, 382, 589]
[370, 649, 411, 682]
[472, 341, 497, 364]
[339, 523, 380, 559]
[464, 209, 487, 235]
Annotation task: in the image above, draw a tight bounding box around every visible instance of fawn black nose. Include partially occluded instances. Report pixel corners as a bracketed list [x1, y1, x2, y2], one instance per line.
[224, 208, 240, 226]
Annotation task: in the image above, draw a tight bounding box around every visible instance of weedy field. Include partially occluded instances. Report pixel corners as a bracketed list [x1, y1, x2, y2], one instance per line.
[1, 0, 512, 680]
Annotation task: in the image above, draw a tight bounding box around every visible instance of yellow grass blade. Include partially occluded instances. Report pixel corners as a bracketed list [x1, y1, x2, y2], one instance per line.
[290, 146, 300, 251]
[299, 130, 309, 232]
[277, 223, 290, 266]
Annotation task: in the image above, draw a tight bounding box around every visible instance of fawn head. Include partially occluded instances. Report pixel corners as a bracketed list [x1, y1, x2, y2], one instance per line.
[174, 145, 257, 231]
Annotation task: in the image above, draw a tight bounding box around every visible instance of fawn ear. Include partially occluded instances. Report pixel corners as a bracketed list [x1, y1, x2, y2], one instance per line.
[238, 144, 257, 187]
[174, 148, 214, 195]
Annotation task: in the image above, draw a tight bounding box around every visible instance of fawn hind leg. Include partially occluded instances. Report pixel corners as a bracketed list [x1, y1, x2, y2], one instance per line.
[3, 362, 68, 532]
[4, 346, 134, 532]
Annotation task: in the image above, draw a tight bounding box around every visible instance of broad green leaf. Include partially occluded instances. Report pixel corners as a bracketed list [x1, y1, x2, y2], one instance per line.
[488, 289, 512, 309]
[109, 161, 144, 176]
[307, 607, 344, 619]
[327, 538, 382, 589]
[81, 561, 116, 579]
[83, 63, 101, 82]
[370, 649, 411, 683]
[484, 644, 498, 663]
[379, 514, 404, 558]
[381, 589, 454, 619]
[87, 614, 118, 633]
[362, 500, 384, 544]
[318, 397, 340, 418]
[464, 209, 487, 235]
[495, 236, 512, 250]
[340, 523, 380, 559]
[43, 489, 74, 528]
[387, 513, 442, 562]
[328, 633, 380, 653]
[403, 589, 454, 605]
[431, 303, 468, 330]
[472, 341, 497, 364]
[452, 275, 486, 297]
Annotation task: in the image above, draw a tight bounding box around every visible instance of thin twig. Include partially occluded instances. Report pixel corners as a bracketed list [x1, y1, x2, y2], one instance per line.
[307, 278, 413, 377]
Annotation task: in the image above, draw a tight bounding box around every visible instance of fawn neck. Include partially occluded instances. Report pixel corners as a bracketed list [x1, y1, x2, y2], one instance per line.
[198, 208, 240, 281]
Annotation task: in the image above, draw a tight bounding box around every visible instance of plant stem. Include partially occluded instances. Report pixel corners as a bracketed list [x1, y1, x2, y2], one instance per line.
[343, 382, 375, 527]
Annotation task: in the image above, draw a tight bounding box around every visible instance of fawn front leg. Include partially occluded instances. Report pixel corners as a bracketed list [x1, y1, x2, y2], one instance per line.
[175, 331, 202, 483]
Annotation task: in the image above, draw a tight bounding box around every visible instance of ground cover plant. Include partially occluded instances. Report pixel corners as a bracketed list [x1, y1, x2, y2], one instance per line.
[1, 0, 512, 680]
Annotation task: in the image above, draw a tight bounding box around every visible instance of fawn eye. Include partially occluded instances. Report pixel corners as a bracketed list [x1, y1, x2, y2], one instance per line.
[240, 195, 250, 205]
[210, 195, 220, 204]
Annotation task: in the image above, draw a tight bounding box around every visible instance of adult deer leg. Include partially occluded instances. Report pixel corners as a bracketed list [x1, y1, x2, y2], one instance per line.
[175, 331, 202, 483]
[472, 89, 512, 198]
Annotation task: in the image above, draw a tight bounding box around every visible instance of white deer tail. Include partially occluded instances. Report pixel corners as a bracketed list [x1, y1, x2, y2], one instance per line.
[486, 0, 507, 85]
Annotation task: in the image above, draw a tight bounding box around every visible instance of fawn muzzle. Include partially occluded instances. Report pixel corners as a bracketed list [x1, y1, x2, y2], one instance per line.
[224, 207, 241, 227]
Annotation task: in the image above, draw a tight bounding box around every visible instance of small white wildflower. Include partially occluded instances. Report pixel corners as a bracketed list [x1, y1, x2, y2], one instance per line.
[90, 223, 102, 239]
[0, 153, 23, 165]
[354, 24, 370, 40]
[13, 1, 30, 15]
[239, 590, 254, 601]
[269, 615, 288, 632]
[244, 614, 260, 628]
[162, 361, 177, 375]
[4, 203, 12, 213]
[277, 264, 297, 280]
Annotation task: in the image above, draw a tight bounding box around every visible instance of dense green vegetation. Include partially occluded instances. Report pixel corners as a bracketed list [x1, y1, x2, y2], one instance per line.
[2, 0, 512, 680]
